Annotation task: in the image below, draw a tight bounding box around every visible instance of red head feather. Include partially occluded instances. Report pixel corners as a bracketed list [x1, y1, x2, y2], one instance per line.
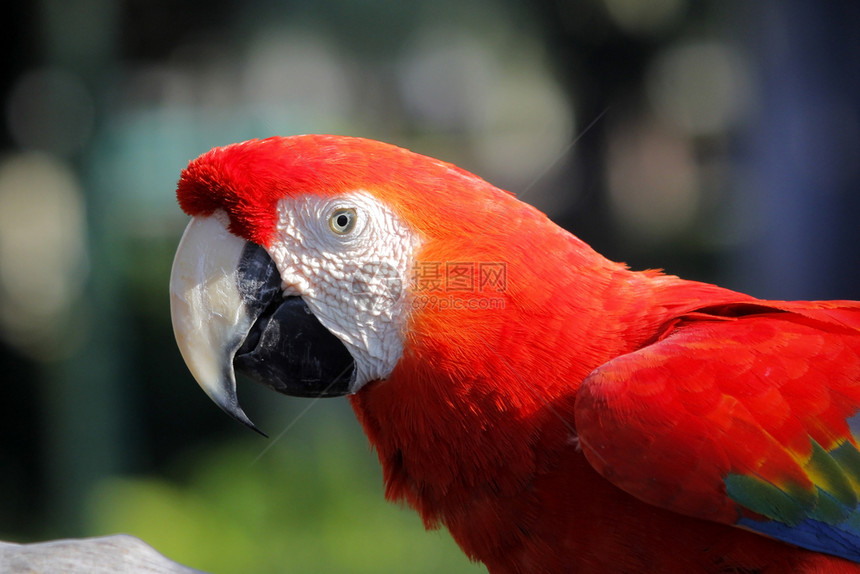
[176, 134, 502, 247]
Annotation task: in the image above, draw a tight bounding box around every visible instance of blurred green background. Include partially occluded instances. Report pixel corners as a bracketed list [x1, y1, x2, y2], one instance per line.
[1, 0, 859, 572]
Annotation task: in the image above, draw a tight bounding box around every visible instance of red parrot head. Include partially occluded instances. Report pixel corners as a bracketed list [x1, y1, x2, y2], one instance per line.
[169, 135, 561, 431]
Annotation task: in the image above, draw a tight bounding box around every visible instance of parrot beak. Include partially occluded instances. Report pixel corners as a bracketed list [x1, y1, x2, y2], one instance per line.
[169, 215, 355, 434]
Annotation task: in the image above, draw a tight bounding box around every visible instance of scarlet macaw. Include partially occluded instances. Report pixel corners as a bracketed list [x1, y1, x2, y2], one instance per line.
[169, 135, 860, 573]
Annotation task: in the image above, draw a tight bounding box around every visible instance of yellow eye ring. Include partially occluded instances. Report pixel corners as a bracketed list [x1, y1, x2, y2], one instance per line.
[329, 207, 357, 235]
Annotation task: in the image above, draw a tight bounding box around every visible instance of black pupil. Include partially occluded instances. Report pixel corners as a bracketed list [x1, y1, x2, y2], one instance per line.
[336, 213, 350, 228]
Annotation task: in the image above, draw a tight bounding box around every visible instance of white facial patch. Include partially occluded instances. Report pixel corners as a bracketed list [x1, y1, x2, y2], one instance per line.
[268, 191, 419, 390]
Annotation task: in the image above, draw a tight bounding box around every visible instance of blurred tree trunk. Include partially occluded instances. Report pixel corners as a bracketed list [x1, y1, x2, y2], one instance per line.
[40, 0, 130, 532]
[732, 0, 860, 300]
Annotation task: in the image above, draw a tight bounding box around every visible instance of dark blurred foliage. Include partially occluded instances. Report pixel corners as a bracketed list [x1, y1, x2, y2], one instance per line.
[533, 0, 712, 268]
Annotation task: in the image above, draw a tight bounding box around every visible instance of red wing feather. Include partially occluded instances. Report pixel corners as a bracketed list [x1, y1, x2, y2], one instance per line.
[575, 301, 860, 558]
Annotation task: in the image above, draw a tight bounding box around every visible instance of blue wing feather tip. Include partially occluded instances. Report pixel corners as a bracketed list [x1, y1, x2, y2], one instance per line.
[738, 516, 860, 563]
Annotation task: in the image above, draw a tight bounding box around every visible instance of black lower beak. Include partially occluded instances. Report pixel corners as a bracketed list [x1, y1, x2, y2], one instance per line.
[234, 296, 355, 398]
[234, 242, 356, 399]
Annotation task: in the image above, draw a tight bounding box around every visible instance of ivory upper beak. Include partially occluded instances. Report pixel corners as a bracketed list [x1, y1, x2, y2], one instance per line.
[169, 214, 263, 434]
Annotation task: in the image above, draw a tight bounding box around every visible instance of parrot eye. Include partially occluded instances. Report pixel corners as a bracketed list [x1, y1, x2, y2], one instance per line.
[329, 207, 357, 235]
